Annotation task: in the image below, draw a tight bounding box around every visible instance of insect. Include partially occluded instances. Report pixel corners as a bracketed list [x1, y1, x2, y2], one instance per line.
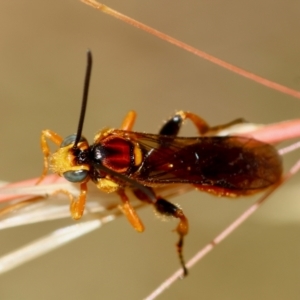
[37, 50, 282, 276]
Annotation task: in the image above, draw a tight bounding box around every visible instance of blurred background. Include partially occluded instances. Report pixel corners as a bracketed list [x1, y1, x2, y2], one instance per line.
[0, 0, 300, 299]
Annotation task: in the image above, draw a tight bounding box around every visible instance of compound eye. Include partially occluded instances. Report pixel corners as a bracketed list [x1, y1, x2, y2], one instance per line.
[63, 170, 88, 182]
[61, 135, 87, 148]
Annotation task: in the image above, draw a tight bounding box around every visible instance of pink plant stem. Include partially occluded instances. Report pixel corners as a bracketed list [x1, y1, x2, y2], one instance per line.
[81, 0, 300, 100]
[242, 119, 300, 144]
[0, 174, 64, 203]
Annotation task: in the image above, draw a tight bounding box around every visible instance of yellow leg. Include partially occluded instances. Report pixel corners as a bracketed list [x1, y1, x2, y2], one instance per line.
[36, 130, 63, 184]
[178, 111, 210, 134]
[0, 183, 87, 221]
[178, 111, 245, 135]
[0, 196, 46, 217]
[53, 182, 88, 220]
[118, 189, 144, 232]
[120, 110, 136, 131]
[206, 118, 245, 134]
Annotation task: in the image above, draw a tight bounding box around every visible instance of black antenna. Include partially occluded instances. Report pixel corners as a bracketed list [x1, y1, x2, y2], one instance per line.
[71, 51, 156, 203]
[73, 50, 93, 149]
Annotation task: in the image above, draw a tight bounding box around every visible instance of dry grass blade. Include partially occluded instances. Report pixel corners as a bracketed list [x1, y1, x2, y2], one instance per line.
[81, 0, 300, 100]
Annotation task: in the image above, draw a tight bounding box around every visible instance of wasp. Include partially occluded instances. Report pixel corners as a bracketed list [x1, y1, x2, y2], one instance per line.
[37, 51, 282, 276]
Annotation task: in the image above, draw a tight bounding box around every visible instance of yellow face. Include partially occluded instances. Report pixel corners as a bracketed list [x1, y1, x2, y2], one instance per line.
[50, 138, 90, 183]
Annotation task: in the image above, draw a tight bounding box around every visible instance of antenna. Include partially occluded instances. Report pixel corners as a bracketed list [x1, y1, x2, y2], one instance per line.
[73, 50, 93, 149]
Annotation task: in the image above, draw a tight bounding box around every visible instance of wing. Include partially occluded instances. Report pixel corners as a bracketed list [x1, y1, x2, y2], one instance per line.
[113, 130, 282, 191]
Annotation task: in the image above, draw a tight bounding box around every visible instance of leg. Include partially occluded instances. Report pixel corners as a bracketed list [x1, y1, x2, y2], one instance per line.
[53, 182, 88, 220]
[0, 182, 88, 221]
[159, 110, 245, 136]
[117, 189, 144, 232]
[36, 130, 63, 184]
[155, 198, 189, 276]
[0, 196, 46, 217]
[120, 110, 137, 131]
[133, 188, 189, 276]
[159, 111, 209, 136]
[207, 118, 246, 135]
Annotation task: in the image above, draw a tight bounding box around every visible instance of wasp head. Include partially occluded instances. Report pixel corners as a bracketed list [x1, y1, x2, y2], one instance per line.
[50, 134, 90, 183]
